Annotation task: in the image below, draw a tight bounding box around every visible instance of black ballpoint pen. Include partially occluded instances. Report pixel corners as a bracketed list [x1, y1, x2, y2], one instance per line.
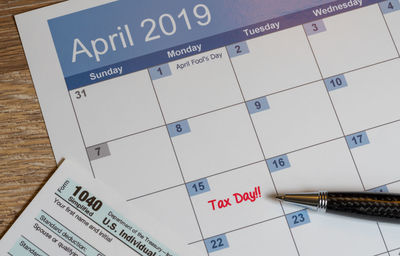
[276, 191, 400, 223]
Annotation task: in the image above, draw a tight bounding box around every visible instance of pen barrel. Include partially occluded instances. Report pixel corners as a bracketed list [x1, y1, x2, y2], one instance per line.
[326, 192, 400, 223]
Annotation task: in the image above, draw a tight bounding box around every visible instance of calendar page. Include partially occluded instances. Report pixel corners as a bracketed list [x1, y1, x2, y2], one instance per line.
[15, 0, 400, 255]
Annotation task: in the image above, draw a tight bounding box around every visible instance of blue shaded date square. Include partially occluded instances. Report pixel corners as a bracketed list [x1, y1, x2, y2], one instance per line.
[286, 210, 311, 228]
[227, 41, 250, 58]
[369, 185, 389, 193]
[149, 63, 172, 80]
[303, 20, 327, 36]
[246, 96, 270, 114]
[346, 131, 370, 149]
[186, 178, 211, 196]
[205, 234, 229, 253]
[324, 74, 348, 91]
[167, 120, 191, 137]
[380, 0, 400, 14]
[266, 155, 291, 173]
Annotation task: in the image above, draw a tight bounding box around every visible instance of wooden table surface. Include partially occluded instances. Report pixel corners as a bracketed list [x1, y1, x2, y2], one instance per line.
[0, 0, 64, 238]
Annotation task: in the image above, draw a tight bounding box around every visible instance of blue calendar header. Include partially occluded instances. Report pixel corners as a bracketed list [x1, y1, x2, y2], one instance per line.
[48, 0, 383, 90]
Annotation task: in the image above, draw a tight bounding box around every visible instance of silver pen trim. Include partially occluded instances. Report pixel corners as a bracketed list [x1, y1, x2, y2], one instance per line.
[276, 191, 328, 212]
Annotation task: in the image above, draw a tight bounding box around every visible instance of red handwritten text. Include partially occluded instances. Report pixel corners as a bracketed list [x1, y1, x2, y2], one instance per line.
[208, 186, 261, 211]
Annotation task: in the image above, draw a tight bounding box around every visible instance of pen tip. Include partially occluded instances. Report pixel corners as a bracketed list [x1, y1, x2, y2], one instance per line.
[276, 195, 285, 200]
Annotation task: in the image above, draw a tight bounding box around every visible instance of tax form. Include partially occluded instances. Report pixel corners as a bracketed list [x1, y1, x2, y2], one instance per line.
[0, 160, 193, 256]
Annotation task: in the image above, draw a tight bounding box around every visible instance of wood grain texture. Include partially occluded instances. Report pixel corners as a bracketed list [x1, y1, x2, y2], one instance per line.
[0, 0, 63, 238]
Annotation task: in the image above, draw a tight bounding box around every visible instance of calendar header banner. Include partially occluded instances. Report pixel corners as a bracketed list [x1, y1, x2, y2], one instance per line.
[47, 0, 383, 90]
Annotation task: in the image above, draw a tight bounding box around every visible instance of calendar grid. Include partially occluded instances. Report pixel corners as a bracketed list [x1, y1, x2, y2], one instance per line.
[301, 24, 366, 190]
[69, 60, 400, 254]
[122, 115, 400, 203]
[186, 173, 400, 251]
[62, 3, 400, 255]
[302, 20, 391, 254]
[124, 113, 400, 201]
[224, 45, 301, 256]
[145, 69, 210, 256]
[81, 55, 399, 150]
[176, 11, 400, 253]
[72, 90, 400, 204]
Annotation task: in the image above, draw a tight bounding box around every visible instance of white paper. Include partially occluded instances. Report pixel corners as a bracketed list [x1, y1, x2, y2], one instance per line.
[14, 0, 400, 255]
